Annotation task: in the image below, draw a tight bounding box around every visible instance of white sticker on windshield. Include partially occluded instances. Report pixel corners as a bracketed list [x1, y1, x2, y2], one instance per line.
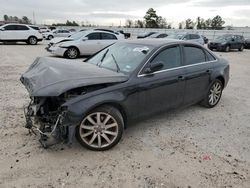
[133, 46, 150, 53]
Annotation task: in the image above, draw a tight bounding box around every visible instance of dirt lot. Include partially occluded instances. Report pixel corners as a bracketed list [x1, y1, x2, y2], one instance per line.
[0, 41, 250, 188]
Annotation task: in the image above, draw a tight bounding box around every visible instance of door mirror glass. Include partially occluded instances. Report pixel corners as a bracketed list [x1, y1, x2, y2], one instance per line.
[0, 28, 5, 31]
[145, 62, 163, 74]
[82, 37, 88, 41]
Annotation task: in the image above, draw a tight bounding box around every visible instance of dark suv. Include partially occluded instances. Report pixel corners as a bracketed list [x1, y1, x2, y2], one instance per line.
[208, 34, 245, 52]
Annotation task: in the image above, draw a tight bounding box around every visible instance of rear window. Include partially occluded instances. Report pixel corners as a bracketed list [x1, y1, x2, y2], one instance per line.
[184, 46, 206, 65]
[190, 34, 200, 39]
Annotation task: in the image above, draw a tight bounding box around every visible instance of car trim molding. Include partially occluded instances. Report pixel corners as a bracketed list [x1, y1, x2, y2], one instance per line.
[138, 60, 217, 77]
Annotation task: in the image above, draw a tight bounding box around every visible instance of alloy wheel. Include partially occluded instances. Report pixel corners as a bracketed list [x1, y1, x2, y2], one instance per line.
[29, 37, 37, 45]
[208, 82, 222, 106]
[79, 112, 119, 149]
[67, 48, 78, 59]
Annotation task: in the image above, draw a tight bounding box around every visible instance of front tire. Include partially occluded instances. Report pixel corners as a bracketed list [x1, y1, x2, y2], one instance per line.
[28, 36, 38, 45]
[76, 105, 124, 151]
[65, 47, 79, 59]
[201, 79, 223, 108]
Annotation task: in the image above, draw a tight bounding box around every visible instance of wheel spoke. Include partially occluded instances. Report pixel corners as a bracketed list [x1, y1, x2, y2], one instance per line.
[104, 130, 117, 136]
[105, 123, 117, 129]
[103, 115, 111, 125]
[101, 133, 111, 144]
[81, 131, 94, 138]
[87, 116, 96, 125]
[81, 125, 94, 131]
[96, 112, 101, 124]
[89, 134, 97, 145]
[97, 134, 102, 147]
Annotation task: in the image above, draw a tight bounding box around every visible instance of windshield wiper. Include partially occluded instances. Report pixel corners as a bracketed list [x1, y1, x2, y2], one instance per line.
[111, 54, 120, 72]
[98, 49, 109, 67]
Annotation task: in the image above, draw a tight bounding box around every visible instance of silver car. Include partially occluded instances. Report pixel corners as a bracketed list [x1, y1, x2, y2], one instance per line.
[167, 33, 204, 45]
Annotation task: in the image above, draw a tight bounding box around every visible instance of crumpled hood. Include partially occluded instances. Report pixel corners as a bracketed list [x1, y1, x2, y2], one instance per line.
[50, 37, 74, 44]
[20, 57, 128, 96]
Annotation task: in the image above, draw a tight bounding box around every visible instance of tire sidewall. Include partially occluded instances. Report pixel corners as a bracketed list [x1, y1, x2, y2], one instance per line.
[76, 106, 124, 151]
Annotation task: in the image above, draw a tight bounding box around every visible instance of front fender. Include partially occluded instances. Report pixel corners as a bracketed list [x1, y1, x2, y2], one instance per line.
[63, 91, 127, 124]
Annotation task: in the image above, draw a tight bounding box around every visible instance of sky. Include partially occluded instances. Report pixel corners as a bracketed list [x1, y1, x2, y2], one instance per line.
[1, 0, 250, 27]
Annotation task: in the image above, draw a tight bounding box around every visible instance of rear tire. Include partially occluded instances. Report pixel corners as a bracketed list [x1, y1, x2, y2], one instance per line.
[201, 79, 223, 108]
[76, 105, 124, 151]
[28, 36, 38, 45]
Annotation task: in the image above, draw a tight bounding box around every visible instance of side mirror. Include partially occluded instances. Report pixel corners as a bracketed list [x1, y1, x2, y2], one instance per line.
[144, 62, 164, 74]
[82, 37, 88, 41]
[0, 28, 5, 31]
[232, 38, 235, 42]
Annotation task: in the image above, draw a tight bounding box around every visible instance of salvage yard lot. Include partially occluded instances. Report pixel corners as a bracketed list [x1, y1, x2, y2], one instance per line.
[0, 41, 250, 187]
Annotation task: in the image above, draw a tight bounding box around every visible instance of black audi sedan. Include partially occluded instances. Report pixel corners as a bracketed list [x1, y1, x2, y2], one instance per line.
[21, 39, 230, 151]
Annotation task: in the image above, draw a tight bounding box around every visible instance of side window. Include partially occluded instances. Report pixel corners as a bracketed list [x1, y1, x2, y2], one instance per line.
[184, 46, 206, 65]
[190, 34, 200, 39]
[151, 46, 181, 70]
[204, 50, 216, 61]
[101, 33, 117, 40]
[16, 25, 29, 30]
[184, 34, 190, 40]
[87, 33, 101, 40]
[4, 25, 17, 30]
[158, 34, 167, 38]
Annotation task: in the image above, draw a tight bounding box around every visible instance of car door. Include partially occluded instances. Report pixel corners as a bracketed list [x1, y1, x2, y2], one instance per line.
[134, 45, 186, 118]
[62, 30, 70, 37]
[230, 35, 238, 49]
[1, 25, 18, 40]
[100, 32, 117, 48]
[16, 25, 30, 40]
[182, 44, 214, 106]
[79, 32, 102, 55]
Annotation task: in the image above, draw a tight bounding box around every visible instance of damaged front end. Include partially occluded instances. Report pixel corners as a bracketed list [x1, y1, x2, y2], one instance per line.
[24, 96, 70, 148]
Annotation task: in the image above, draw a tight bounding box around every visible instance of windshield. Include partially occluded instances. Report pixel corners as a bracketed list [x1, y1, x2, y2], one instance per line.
[69, 31, 87, 40]
[167, 34, 184, 40]
[215, 35, 232, 42]
[87, 42, 154, 74]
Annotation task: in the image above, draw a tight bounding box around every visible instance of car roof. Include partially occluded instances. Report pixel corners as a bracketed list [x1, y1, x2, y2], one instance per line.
[121, 39, 199, 47]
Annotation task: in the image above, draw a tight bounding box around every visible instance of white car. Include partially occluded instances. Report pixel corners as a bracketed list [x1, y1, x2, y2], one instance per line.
[46, 30, 125, 59]
[43, 29, 71, 40]
[0, 24, 43, 44]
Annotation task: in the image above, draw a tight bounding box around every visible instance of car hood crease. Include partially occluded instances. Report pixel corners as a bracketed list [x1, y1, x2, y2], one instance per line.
[20, 57, 128, 96]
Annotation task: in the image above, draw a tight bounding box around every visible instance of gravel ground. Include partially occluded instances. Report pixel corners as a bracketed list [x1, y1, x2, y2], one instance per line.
[0, 41, 250, 188]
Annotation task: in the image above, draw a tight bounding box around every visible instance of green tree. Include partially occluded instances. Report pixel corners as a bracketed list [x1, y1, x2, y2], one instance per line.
[21, 16, 31, 24]
[134, 20, 144, 28]
[211, 15, 225, 30]
[185, 18, 194, 29]
[3, 15, 8, 21]
[178, 22, 183, 29]
[197, 17, 201, 29]
[205, 18, 212, 29]
[125, 19, 133, 28]
[144, 8, 159, 28]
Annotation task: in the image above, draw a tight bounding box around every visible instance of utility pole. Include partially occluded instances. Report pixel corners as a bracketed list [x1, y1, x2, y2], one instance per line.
[33, 11, 36, 25]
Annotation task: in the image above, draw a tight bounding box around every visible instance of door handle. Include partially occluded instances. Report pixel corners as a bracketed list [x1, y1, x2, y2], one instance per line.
[206, 69, 211, 74]
[178, 76, 185, 81]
